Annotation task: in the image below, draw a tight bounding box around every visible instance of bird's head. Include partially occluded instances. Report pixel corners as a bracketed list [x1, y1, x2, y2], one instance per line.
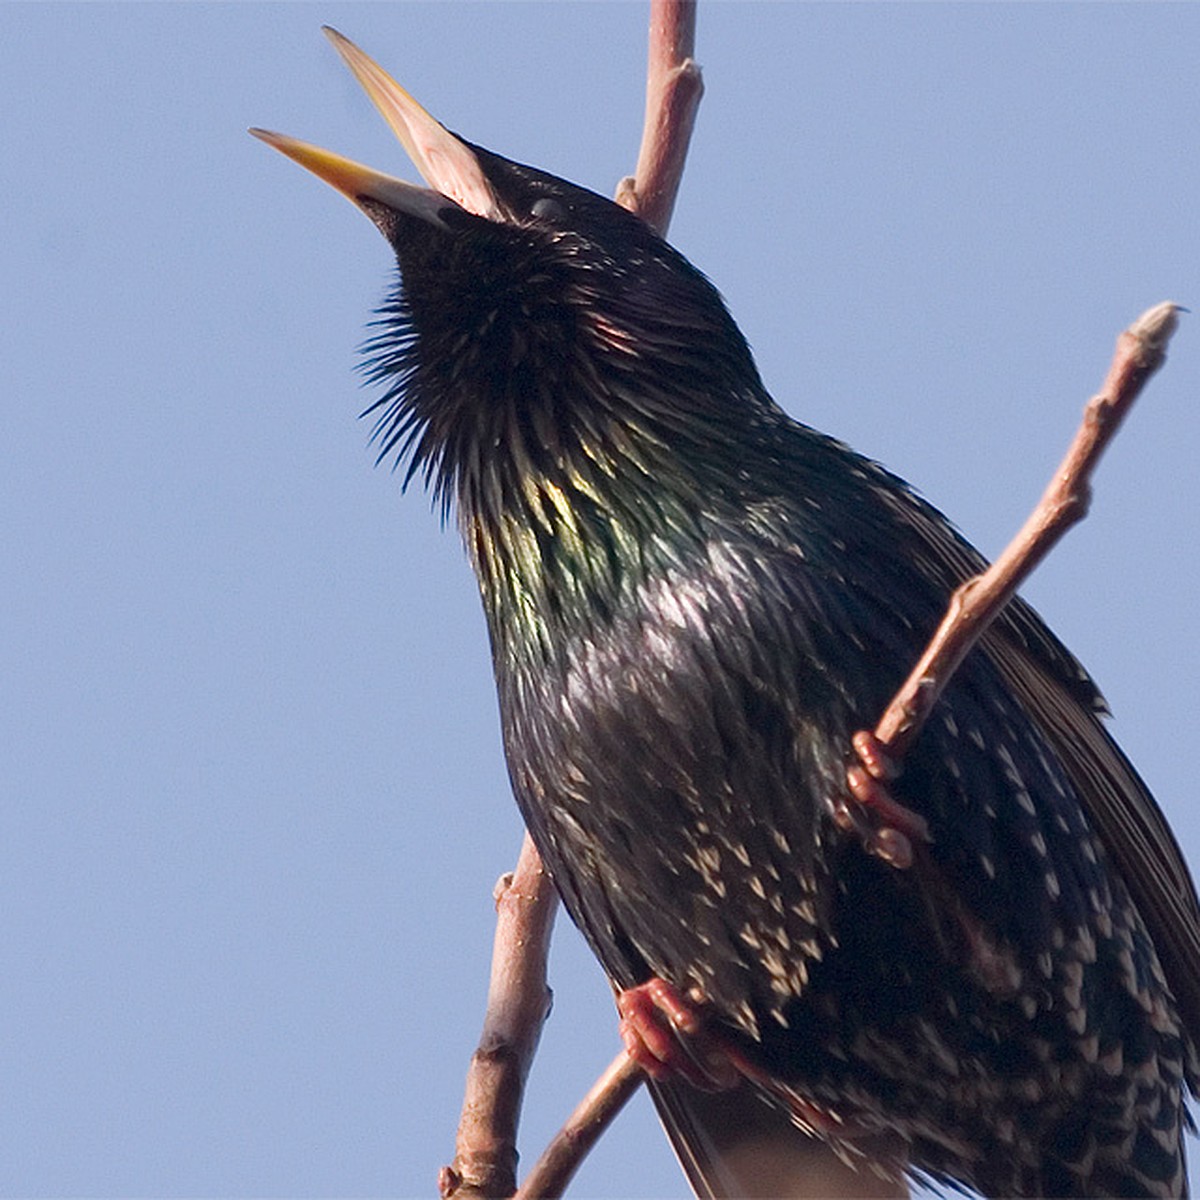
[252, 30, 768, 518]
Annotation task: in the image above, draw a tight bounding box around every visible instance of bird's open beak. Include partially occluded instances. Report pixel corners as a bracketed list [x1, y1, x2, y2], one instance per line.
[250, 27, 499, 225]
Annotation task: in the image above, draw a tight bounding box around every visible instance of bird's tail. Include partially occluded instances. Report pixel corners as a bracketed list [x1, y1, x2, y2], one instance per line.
[649, 1080, 910, 1199]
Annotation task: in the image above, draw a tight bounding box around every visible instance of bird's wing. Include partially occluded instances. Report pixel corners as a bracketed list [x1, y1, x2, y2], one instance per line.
[881, 479, 1200, 1044]
[986, 629, 1200, 1045]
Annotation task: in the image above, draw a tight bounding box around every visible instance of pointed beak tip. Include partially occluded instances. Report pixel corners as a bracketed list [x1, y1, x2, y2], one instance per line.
[249, 128, 299, 158]
[322, 25, 361, 67]
[248, 127, 309, 161]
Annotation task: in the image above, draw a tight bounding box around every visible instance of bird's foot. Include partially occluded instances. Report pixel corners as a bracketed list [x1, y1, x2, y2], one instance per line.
[617, 978, 740, 1091]
[618, 981, 877, 1142]
[834, 730, 931, 869]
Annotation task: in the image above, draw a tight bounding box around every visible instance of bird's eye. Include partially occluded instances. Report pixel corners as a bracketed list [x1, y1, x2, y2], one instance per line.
[530, 197, 567, 223]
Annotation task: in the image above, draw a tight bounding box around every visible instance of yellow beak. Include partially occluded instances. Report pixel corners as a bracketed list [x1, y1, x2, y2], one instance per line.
[251, 28, 499, 224]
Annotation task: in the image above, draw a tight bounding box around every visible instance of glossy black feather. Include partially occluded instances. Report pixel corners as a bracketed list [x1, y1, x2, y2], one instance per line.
[359, 147, 1200, 1196]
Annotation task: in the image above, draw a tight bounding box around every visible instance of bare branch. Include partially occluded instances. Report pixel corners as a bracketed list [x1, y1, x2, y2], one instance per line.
[615, 0, 704, 236]
[441, 834, 558, 1199]
[514, 1053, 644, 1200]
[873, 301, 1181, 763]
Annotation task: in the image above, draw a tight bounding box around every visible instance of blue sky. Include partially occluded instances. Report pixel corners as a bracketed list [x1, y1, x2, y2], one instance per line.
[3, 3, 1199, 1196]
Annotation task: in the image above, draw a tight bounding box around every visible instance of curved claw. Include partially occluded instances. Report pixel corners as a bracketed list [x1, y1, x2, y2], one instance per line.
[617, 978, 739, 1091]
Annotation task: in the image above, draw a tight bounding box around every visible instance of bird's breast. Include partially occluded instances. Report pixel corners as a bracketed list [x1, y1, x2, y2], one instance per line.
[494, 536, 868, 1031]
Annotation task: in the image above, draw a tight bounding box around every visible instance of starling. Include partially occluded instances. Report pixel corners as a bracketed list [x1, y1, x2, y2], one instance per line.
[254, 31, 1200, 1198]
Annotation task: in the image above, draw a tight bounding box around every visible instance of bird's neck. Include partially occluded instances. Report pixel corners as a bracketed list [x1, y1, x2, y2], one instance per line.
[456, 417, 719, 672]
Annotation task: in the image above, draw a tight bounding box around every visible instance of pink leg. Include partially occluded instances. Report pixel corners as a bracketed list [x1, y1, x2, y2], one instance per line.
[619, 980, 875, 1141]
[833, 731, 931, 869]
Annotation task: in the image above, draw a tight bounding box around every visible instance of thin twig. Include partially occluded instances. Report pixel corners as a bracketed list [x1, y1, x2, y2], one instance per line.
[511, 301, 1181, 1192]
[440, 835, 558, 1199]
[872, 301, 1180, 762]
[616, 0, 704, 236]
[514, 1054, 645, 1200]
